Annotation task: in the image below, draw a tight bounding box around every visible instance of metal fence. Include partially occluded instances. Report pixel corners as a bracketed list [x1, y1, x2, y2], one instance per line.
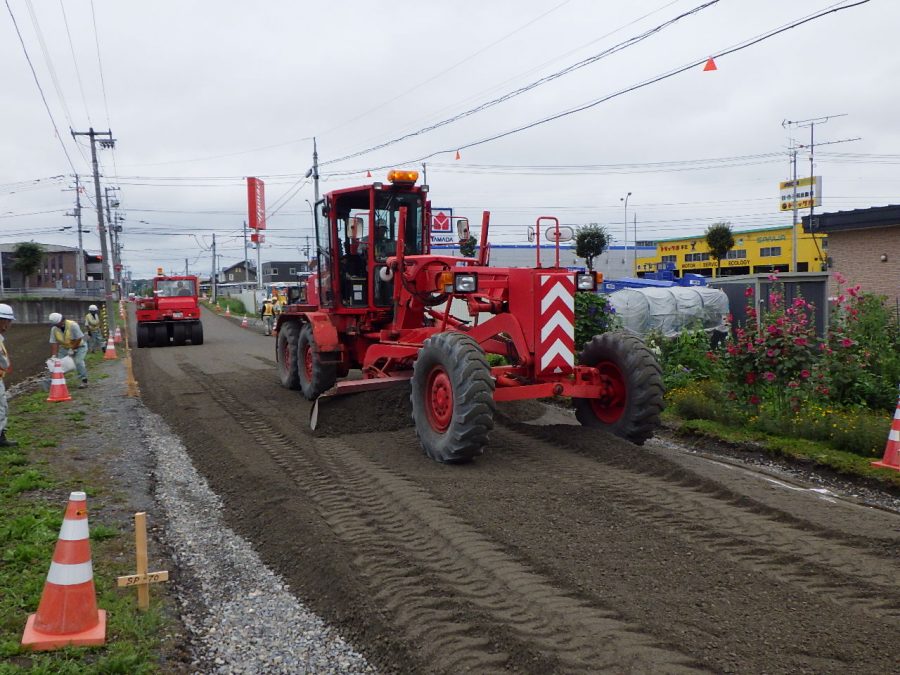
[708, 272, 830, 338]
[0, 286, 106, 299]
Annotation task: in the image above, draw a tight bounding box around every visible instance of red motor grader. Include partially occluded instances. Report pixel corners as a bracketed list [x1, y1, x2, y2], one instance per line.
[135, 275, 204, 347]
[275, 170, 663, 463]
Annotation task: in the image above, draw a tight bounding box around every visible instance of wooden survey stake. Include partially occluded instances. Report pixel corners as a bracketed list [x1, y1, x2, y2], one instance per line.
[116, 512, 168, 610]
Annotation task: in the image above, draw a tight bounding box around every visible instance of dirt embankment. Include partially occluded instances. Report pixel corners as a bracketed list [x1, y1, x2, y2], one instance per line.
[3, 324, 55, 387]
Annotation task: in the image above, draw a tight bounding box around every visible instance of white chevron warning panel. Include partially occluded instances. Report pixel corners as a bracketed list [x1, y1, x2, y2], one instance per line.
[536, 274, 575, 376]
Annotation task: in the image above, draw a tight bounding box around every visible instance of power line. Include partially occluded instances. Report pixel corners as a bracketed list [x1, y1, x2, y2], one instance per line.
[367, 0, 686, 149]
[58, 0, 92, 125]
[89, 0, 112, 129]
[4, 0, 79, 174]
[324, 0, 872, 174]
[321, 0, 720, 168]
[317, 0, 577, 141]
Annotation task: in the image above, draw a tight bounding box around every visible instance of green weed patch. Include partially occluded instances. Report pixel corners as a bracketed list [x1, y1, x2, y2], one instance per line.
[0, 391, 175, 673]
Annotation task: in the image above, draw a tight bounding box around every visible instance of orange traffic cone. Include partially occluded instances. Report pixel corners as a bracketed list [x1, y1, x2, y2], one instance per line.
[46, 359, 72, 403]
[703, 57, 717, 71]
[225, 306, 231, 317]
[103, 336, 117, 360]
[113, 327, 122, 344]
[872, 390, 900, 471]
[241, 316, 248, 328]
[22, 491, 106, 650]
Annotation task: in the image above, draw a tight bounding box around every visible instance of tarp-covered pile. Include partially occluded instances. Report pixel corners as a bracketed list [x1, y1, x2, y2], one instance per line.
[607, 286, 729, 337]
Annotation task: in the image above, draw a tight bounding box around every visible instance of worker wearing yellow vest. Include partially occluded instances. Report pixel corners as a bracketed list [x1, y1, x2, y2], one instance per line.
[260, 297, 276, 336]
[84, 304, 103, 353]
[0, 303, 17, 447]
[48, 312, 89, 388]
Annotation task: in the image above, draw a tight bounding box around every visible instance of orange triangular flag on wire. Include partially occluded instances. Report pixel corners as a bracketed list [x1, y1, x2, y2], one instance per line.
[366, 170, 371, 178]
[455, 150, 461, 160]
[703, 57, 717, 71]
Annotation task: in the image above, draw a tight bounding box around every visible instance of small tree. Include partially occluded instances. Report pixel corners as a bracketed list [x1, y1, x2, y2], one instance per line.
[459, 235, 477, 258]
[575, 223, 609, 272]
[705, 222, 735, 277]
[12, 241, 44, 292]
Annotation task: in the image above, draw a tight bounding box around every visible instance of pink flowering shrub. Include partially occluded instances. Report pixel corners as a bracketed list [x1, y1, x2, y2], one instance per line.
[723, 280, 819, 409]
[816, 276, 900, 410]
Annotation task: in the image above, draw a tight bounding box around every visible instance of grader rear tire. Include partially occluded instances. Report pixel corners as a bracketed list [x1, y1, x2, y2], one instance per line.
[153, 324, 169, 347]
[136, 324, 149, 348]
[411, 332, 496, 464]
[277, 322, 301, 390]
[297, 323, 336, 399]
[190, 321, 204, 345]
[172, 323, 187, 346]
[574, 331, 664, 445]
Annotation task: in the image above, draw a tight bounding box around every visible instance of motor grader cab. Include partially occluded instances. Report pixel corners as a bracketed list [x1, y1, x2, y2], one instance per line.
[275, 170, 663, 463]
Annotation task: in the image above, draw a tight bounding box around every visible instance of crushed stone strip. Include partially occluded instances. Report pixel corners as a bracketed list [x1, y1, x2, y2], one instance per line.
[141, 410, 375, 674]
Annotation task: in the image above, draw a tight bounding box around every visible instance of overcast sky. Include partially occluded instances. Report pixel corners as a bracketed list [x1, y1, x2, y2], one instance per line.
[2, 0, 897, 278]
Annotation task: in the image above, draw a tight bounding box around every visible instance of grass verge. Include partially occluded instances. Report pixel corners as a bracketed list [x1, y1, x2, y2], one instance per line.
[0, 390, 174, 673]
[664, 412, 900, 489]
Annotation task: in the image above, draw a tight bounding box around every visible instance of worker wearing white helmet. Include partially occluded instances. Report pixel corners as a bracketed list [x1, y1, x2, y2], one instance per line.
[0, 303, 17, 446]
[84, 304, 103, 353]
[48, 312, 89, 388]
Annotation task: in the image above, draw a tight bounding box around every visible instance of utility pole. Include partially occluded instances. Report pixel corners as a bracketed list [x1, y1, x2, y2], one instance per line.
[307, 137, 320, 205]
[243, 220, 248, 274]
[422, 162, 427, 185]
[620, 192, 632, 272]
[782, 114, 856, 271]
[184, 258, 188, 276]
[256, 241, 262, 290]
[72, 128, 115, 322]
[104, 186, 122, 293]
[211, 233, 217, 301]
[633, 212, 638, 276]
[64, 175, 87, 284]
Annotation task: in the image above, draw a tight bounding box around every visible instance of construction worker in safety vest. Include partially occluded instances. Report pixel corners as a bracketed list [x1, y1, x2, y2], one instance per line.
[48, 312, 89, 388]
[0, 304, 17, 447]
[260, 297, 276, 336]
[83, 304, 103, 353]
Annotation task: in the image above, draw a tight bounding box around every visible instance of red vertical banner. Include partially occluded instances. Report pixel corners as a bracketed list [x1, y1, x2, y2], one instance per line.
[247, 177, 266, 230]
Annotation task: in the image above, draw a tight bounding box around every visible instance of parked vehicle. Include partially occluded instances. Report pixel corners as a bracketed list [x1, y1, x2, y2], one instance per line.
[135, 275, 203, 347]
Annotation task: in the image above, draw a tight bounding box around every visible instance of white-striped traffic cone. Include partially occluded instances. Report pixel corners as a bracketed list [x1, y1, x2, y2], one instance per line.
[46, 359, 71, 403]
[872, 388, 900, 471]
[21, 491, 106, 650]
[103, 335, 117, 360]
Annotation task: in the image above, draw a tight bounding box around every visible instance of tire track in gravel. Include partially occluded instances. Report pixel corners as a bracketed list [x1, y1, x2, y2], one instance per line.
[490, 419, 900, 622]
[177, 362, 702, 674]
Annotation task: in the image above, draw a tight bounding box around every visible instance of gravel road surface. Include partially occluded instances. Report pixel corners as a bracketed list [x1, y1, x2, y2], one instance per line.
[130, 306, 900, 674]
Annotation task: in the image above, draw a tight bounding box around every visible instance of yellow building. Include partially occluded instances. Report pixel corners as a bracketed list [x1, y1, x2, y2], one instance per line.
[636, 225, 827, 278]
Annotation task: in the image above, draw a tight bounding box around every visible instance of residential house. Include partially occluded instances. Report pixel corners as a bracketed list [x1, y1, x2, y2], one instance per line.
[0, 243, 101, 290]
[261, 260, 309, 284]
[803, 205, 900, 304]
[220, 260, 256, 283]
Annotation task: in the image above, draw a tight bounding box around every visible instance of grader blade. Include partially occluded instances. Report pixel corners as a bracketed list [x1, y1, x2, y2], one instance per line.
[309, 373, 413, 431]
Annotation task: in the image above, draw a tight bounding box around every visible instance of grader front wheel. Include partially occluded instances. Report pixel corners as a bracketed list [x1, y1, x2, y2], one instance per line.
[277, 322, 300, 390]
[297, 323, 336, 400]
[574, 332, 664, 445]
[411, 332, 496, 463]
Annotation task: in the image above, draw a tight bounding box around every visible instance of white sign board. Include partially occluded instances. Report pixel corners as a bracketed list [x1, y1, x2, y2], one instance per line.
[779, 176, 822, 211]
[430, 208, 455, 246]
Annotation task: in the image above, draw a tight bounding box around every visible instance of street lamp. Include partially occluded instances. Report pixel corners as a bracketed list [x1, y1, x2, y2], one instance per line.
[620, 192, 632, 274]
